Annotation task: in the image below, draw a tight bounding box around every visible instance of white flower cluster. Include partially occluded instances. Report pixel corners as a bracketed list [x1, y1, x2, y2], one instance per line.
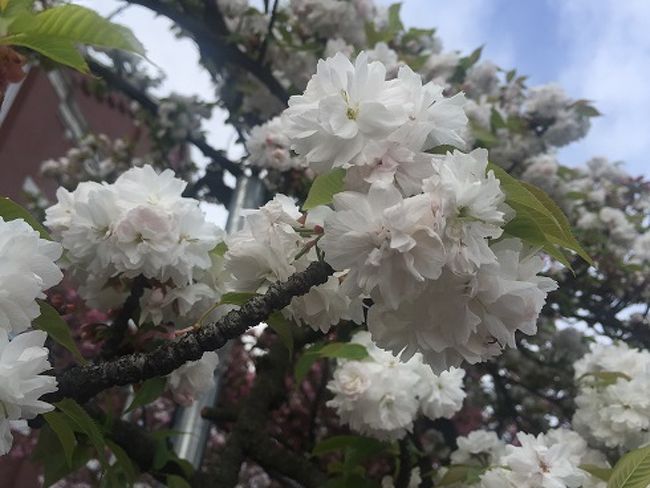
[224, 194, 364, 333]
[326, 332, 465, 441]
[283, 52, 467, 175]
[157, 94, 212, 142]
[0, 218, 61, 454]
[247, 116, 306, 172]
[45, 165, 226, 327]
[445, 429, 607, 488]
[0, 218, 63, 334]
[276, 52, 557, 371]
[572, 342, 650, 451]
[40, 134, 140, 187]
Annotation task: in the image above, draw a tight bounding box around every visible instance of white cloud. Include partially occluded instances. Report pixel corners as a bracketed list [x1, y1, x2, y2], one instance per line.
[391, 0, 516, 67]
[553, 0, 650, 175]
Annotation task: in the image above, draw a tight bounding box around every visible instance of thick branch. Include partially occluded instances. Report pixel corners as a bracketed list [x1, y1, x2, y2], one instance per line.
[245, 434, 327, 488]
[125, 0, 289, 104]
[49, 261, 333, 405]
[207, 328, 323, 487]
[87, 58, 242, 181]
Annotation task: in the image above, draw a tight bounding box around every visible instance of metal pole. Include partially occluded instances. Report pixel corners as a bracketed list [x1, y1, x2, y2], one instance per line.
[172, 173, 267, 467]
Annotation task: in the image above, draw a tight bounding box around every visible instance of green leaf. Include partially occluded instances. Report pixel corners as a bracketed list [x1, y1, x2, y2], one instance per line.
[105, 439, 138, 483]
[2, 4, 144, 72]
[0, 196, 51, 239]
[426, 144, 458, 155]
[167, 475, 192, 488]
[266, 312, 294, 357]
[580, 464, 612, 482]
[219, 291, 258, 306]
[318, 342, 369, 360]
[313, 435, 385, 457]
[211, 241, 228, 257]
[471, 123, 499, 148]
[44, 411, 77, 467]
[294, 343, 324, 384]
[1, 34, 89, 71]
[125, 376, 167, 413]
[56, 398, 107, 466]
[0, 0, 33, 18]
[571, 99, 602, 117]
[387, 3, 403, 34]
[303, 168, 346, 210]
[520, 181, 593, 265]
[33, 300, 86, 364]
[490, 107, 506, 130]
[489, 163, 592, 269]
[608, 445, 650, 488]
[295, 342, 369, 383]
[579, 371, 631, 388]
[11, 4, 144, 54]
[34, 425, 93, 487]
[438, 465, 486, 486]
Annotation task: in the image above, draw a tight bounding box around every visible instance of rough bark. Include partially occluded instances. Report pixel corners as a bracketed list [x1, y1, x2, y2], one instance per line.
[48, 261, 333, 405]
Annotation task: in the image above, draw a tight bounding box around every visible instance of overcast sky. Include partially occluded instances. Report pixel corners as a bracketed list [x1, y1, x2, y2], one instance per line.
[80, 0, 649, 178]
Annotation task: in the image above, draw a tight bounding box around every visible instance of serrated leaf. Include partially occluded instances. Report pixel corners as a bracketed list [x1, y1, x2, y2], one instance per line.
[608, 445, 650, 488]
[1, 34, 89, 71]
[580, 464, 612, 482]
[12, 4, 144, 54]
[44, 411, 77, 467]
[34, 425, 92, 487]
[125, 376, 167, 413]
[266, 312, 293, 357]
[105, 439, 138, 483]
[303, 168, 346, 210]
[56, 398, 107, 466]
[2, 4, 144, 72]
[489, 163, 592, 269]
[34, 300, 86, 364]
[0, 196, 51, 239]
[521, 181, 593, 265]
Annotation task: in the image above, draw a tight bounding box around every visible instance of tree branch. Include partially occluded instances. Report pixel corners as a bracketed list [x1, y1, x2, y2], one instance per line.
[49, 261, 334, 405]
[87, 58, 242, 181]
[101, 275, 148, 360]
[125, 0, 289, 104]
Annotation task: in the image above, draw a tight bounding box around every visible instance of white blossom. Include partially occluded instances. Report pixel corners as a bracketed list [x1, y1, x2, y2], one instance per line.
[167, 351, 219, 406]
[0, 330, 58, 454]
[45, 165, 223, 322]
[283, 52, 407, 172]
[320, 182, 446, 310]
[368, 239, 557, 371]
[247, 116, 303, 172]
[423, 148, 506, 273]
[327, 332, 465, 440]
[0, 218, 62, 334]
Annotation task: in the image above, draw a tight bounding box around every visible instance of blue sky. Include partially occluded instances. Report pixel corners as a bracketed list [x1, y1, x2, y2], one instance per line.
[80, 0, 649, 177]
[394, 0, 650, 176]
